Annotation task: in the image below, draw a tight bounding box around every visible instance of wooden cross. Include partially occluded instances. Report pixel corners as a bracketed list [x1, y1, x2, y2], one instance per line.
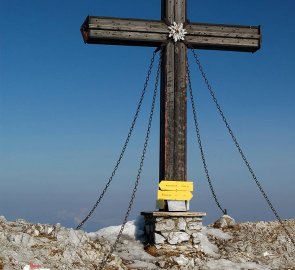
[81, 0, 261, 211]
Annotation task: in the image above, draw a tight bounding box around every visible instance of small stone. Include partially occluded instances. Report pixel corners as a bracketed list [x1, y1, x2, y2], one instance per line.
[47, 227, 54, 235]
[193, 237, 202, 245]
[33, 229, 40, 236]
[177, 218, 186, 231]
[158, 260, 166, 268]
[213, 215, 236, 229]
[246, 245, 252, 253]
[168, 232, 190, 244]
[154, 233, 165, 244]
[187, 221, 202, 231]
[192, 232, 201, 244]
[172, 254, 189, 266]
[161, 232, 169, 237]
[154, 244, 161, 249]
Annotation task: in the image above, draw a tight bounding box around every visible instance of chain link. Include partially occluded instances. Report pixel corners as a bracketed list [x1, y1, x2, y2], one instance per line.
[76, 48, 159, 230]
[188, 46, 295, 247]
[97, 48, 163, 270]
[186, 58, 227, 215]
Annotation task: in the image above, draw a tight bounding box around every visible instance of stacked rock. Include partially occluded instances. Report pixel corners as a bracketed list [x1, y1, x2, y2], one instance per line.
[141, 212, 206, 248]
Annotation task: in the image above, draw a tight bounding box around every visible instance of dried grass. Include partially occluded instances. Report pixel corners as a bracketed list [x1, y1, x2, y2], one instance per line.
[0, 257, 4, 270]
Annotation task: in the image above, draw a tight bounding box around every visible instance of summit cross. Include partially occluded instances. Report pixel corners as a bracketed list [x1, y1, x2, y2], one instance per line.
[81, 0, 261, 211]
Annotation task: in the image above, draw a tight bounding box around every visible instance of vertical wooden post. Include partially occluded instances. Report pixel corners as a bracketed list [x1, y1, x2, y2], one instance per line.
[160, 0, 187, 210]
[174, 41, 187, 181]
[174, 0, 187, 181]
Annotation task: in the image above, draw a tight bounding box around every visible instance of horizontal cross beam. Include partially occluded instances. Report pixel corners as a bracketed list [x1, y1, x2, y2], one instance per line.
[81, 16, 167, 47]
[81, 16, 261, 52]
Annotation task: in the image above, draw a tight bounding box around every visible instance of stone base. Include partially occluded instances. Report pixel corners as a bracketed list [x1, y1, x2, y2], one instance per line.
[141, 211, 206, 246]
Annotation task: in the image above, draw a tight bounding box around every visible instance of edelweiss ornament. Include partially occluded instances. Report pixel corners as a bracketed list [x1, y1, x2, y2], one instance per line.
[168, 22, 187, 42]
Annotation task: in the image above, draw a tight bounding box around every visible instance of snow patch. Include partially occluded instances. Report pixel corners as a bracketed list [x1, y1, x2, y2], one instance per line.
[88, 215, 145, 242]
[205, 227, 232, 240]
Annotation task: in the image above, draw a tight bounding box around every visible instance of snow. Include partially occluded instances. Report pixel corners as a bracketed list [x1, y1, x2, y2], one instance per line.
[204, 227, 232, 240]
[88, 216, 156, 263]
[88, 215, 145, 243]
[197, 230, 220, 258]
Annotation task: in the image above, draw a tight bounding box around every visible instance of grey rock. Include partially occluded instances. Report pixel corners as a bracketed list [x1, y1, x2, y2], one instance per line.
[177, 218, 187, 231]
[172, 254, 190, 266]
[47, 227, 54, 235]
[213, 215, 236, 229]
[161, 232, 169, 237]
[187, 221, 202, 231]
[168, 232, 190, 244]
[192, 232, 202, 244]
[155, 219, 175, 231]
[154, 233, 165, 244]
[158, 260, 166, 268]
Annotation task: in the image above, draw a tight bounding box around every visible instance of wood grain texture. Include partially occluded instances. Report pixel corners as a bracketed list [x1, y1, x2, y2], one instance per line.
[175, 0, 186, 23]
[88, 16, 167, 33]
[174, 41, 187, 180]
[160, 41, 175, 181]
[87, 29, 166, 47]
[186, 35, 260, 52]
[81, 16, 261, 52]
[162, 0, 174, 24]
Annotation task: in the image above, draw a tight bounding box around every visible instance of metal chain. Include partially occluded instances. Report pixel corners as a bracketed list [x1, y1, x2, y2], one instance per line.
[97, 48, 162, 270]
[76, 48, 159, 230]
[186, 58, 227, 215]
[188, 46, 295, 247]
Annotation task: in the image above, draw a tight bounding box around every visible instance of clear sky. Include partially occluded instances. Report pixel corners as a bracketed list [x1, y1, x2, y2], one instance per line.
[0, 0, 294, 232]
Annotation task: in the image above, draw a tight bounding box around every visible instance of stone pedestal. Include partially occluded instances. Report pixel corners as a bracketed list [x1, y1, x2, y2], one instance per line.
[141, 211, 206, 246]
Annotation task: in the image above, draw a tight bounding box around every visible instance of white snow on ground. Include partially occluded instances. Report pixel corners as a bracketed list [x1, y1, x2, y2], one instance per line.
[204, 227, 232, 240]
[88, 215, 145, 242]
[88, 216, 157, 266]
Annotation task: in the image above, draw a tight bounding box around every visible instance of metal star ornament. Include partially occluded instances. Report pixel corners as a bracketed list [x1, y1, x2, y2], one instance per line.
[168, 22, 187, 42]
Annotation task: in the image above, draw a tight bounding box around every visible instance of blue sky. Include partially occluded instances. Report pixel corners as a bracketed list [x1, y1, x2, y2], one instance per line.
[0, 0, 294, 231]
